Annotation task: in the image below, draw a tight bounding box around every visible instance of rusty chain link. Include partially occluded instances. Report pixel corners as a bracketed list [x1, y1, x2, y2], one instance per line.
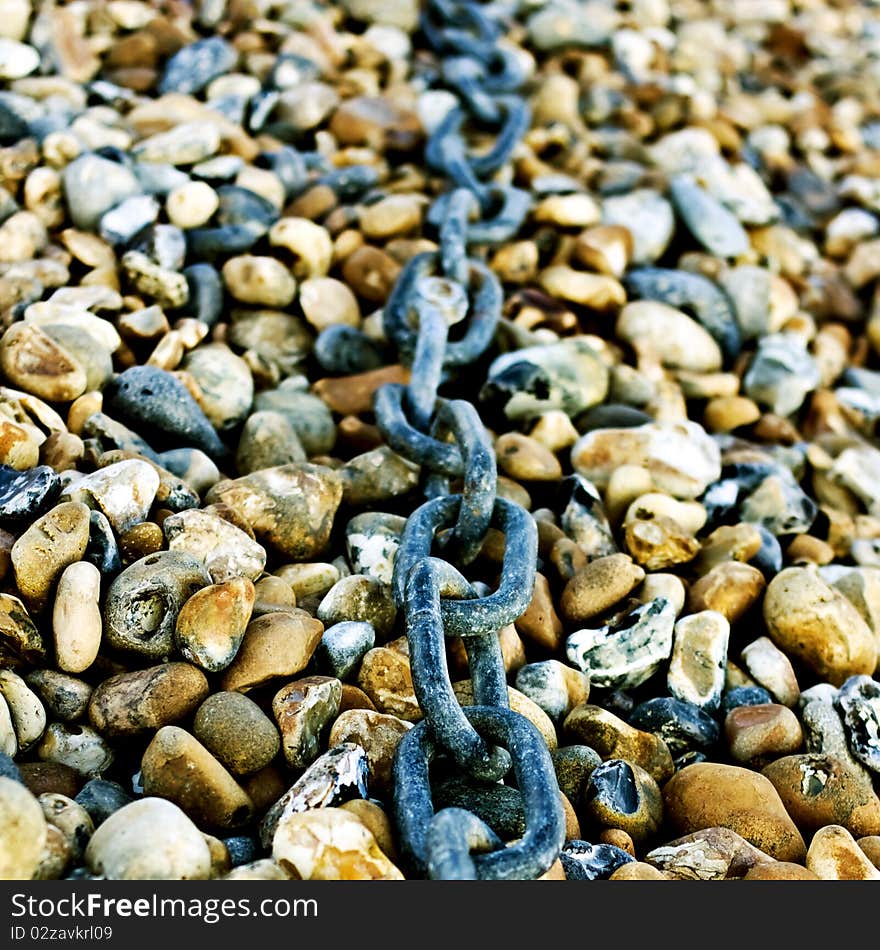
[375, 0, 566, 880]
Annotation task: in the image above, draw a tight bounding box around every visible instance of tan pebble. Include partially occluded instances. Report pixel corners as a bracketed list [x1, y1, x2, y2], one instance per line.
[273, 675, 342, 768]
[645, 827, 776, 881]
[357, 645, 420, 721]
[692, 523, 762, 574]
[175, 577, 256, 672]
[272, 807, 404, 880]
[605, 464, 655, 523]
[624, 515, 700, 571]
[269, 218, 333, 278]
[66, 391, 102, 435]
[141, 726, 254, 830]
[609, 861, 668, 880]
[724, 703, 803, 767]
[165, 181, 218, 229]
[572, 225, 632, 277]
[298, 277, 360, 331]
[560, 553, 645, 623]
[515, 572, 564, 651]
[763, 566, 877, 686]
[339, 683, 377, 713]
[534, 193, 600, 228]
[703, 395, 761, 432]
[32, 822, 70, 880]
[496, 475, 531, 510]
[0, 420, 39, 469]
[560, 791, 581, 840]
[235, 166, 285, 209]
[806, 825, 880, 880]
[490, 241, 538, 283]
[786, 534, 834, 565]
[762, 753, 880, 839]
[538, 265, 626, 310]
[339, 799, 397, 862]
[252, 575, 297, 616]
[739, 636, 800, 706]
[0, 669, 45, 751]
[118, 521, 164, 562]
[329, 709, 412, 795]
[549, 537, 587, 582]
[0, 322, 87, 402]
[222, 255, 296, 308]
[688, 561, 766, 624]
[598, 828, 636, 855]
[667, 610, 729, 709]
[617, 301, 722, 373]
[223, 859, 291, 880]
[563, 704, 673, 783]
[528, 410, 579, 452]
[88, 663, 209, 738]
[220, 609, 324, 693]
[623, 493, 706, 535]
[495, 433, 562, 481]
[40, 430, 84, 472]
[359, 194, 423, 239]
[662, 762, 806, 863]
[275, 562, 339, 600]
[12, 502, 91, 613]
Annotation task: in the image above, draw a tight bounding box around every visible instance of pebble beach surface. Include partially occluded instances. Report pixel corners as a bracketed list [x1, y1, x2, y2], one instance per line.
[2, 0, 880, 882]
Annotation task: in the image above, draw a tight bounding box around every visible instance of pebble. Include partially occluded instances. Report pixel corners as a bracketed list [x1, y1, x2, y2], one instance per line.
[687, 561, 766, 624]
[103, 551, 211, 659]
[616, 300, 722, 373]
[174, 577, 255, 672]
[328, 709, 412, 795]
[645, 827, 776, 881]
[25, 670, 91, 722]
[11, 501, 91, 613]
[192, 692, 280, 777]
[0, 776, 48, 879]
[583, 759, 663, 843]
[662, 762, 806, 863]
[85, 797, 211, 880]
[560, 840, 634, 881]
[763, 567, 878, 686]
[62, 154, 141, 231]
[836, 675, 880, 776]
[273, 676, 342, 769]
[272, 807, 404, 880]
[166, 181, 219, 229]
[88, 663, 208, 738]
[318, 576, 397, 642]
[571, 421, 721, 499]
[103, 365, 228, 461]
[205, 464, 343, 560]
[159, 37, 238, 96]
[515, 571, 564, 652]
[220, 609, 324, 693]
[667, 611, 729, 713]
[670, 174, 750, 258]
[602, 189, 674, 265]
[36, 723, 113, 777]
[743, 333, 822, 416]
[141, 725, 253, 830]
[0, 322, 87, 404]
[629, 697, 720, 758]
[559, 553, 645, 623]
[806, 825, 880, 881]
[61, 459, 158, 535]
[762, 753, 880, 839]
[163, 508, 266, 584]
[236, 410, 306, 475]
[357, 644, 419, 721]
[566, 597, 676, 690]
[739, 637, 800, 707]
[74, 780, 132, 828]
[724, 703, 803, 768]
[562, 704, 674, 783]
[316, 621, 376, 681]
[181, 343, 253, 434]
[514, 661, 590, 723]
[0, 464, 61, 524]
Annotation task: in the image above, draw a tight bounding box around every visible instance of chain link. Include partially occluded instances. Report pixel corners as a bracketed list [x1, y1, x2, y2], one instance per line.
[375, 0, 566, 879]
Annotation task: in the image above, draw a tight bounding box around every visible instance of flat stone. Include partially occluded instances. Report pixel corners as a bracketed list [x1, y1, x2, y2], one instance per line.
[670, 174, 750, 257]
[205, 464, 343, 560]
[740, 636, 800, 706]
[163, 508, 266, 583]
[88, 662, 208, 738]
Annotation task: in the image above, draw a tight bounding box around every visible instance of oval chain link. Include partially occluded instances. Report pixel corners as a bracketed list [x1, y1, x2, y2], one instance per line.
[374, 0, 566, 879]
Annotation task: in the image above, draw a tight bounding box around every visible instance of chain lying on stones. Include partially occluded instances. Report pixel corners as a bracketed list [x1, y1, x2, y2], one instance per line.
[374, 0, 565, 880]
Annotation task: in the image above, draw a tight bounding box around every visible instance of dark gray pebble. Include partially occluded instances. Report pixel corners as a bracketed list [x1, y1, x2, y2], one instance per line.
[628, 697, 720, 755]
[0, 464, 61, 525]
[560, 840, 634, 880]
[720, 685, 774, 717]
[313, 325, 386, 375]
[74, 779, 134, 827]
[159, 37, 238, 96]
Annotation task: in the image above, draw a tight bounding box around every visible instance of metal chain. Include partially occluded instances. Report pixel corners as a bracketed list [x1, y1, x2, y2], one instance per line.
[375, 0, 566, 880]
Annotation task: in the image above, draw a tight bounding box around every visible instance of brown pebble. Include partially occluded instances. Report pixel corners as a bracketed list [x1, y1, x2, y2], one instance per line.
[495, 433, 562, 481]
[273, 675, 342, 768]
[312, 364, 410, 416]
[609, 862, 668, 880]
[806, 825, 880, 880]
[18, 762, 80, 799]
[560, 553, 645, 624]
[724, 703, 803, 767]
[515, 572, 564, 651]
[743, 862, 819, 880]
[687, 561, 766, 624]
[329, 709, 412, 795]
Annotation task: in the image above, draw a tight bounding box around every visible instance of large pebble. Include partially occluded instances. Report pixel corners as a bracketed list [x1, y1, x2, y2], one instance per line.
[205, 464, 343, 560]
[0, 776, 48, 879]
[806, 825, 880, 880]
[559, 553, 644, 623]
[764, 567, 877, 686]
[667, 610, 729, 713]
[85, 798, 211, 880]
[61, 459, 159, 534]
[662, 762, 806, 863]
[163, 508, 266, 583]
[0, 323, 87, 403]
[616, 300, 722, 372]
[52, 561, 101, 673]
[62, 154, 141, 231]
[273, 676, 342, 769]
[174, 577, 256, 672]
[193, 692, 280, 777]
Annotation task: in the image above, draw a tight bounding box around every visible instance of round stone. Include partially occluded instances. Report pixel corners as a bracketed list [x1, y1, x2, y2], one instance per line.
[560, 553, 645, 624]
[166, 181, 219, 229]
[174, 577, 256, 672]
[193, 692, 280, 777]
[0, 775, 47, 879]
